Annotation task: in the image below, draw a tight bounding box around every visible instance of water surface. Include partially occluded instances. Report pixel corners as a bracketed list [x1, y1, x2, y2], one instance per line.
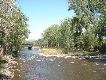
[11, 48, 106, 80]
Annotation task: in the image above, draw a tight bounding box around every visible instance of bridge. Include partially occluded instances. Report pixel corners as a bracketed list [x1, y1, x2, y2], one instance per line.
[22, 44, 33, 46]
[22, 44, 33, 49]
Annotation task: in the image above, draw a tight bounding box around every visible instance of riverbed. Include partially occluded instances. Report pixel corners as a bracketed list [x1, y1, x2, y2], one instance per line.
[10, 48, 106, 80]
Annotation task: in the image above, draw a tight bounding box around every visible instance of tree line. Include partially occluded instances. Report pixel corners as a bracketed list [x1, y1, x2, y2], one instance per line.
[0, 0, 30, 55]
[36, 0, 106, 54]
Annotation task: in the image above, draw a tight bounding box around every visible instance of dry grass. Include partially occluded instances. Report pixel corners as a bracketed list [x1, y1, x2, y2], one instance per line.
[40, 48, 106, 58]
[40, 48, 64, 56]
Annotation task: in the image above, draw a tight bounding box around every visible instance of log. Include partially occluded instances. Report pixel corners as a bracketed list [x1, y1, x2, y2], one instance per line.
[0, 48, 3, 56]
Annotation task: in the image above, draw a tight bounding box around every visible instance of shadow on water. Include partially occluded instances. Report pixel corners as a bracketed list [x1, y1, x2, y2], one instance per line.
[11, 48, 106, 80]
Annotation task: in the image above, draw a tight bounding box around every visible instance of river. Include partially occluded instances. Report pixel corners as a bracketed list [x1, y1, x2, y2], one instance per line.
[10, 48, 106, 80]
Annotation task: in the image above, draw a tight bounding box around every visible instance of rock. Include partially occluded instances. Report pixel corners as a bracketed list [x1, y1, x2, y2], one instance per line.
[0, 74, 11, 79]
[0, 69, 14, 79]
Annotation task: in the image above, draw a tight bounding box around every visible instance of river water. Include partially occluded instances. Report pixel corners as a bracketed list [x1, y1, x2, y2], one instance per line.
[11, 48, 106, 80]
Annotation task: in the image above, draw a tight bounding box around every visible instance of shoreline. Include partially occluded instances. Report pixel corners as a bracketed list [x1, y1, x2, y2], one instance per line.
[40, 53, 106, 59]
[39, 48, 106, 59]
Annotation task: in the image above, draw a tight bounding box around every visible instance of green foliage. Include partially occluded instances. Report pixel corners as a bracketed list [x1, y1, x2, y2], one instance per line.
[41, 0, 106, 53]
[42, 24, 60, 47]
[0, 0, 30, 54]
[41, 13, 106, 53]
[67, 0, 106, 53]
[30, 0, 106, 54]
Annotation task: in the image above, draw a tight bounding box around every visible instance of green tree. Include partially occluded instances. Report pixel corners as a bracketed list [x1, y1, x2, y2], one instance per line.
[68, 0, 106, 53]
[42, 24, 60, 48]
[0, 0, 30, 54]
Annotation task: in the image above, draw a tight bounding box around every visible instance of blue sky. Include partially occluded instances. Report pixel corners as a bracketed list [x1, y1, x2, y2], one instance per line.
[17, 0, 75, 40]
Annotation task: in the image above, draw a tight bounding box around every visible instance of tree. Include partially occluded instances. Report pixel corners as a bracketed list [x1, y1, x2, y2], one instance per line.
[0, 0, 30, 54]
[42, 24, 60, 48]
[36, 0, 106, 54]
[59, 18, 73, 53]
[68, 0, 106, 53]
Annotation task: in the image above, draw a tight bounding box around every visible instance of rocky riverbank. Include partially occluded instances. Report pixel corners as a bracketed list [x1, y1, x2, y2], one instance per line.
[0, 55, 17, 80]
[40, 48, 106, 61]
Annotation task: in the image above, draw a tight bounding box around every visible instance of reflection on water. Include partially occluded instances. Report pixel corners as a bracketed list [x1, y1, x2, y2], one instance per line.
[11, 48, 106, 80]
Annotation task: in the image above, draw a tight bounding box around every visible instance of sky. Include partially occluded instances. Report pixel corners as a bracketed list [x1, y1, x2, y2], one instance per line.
[17, 0, 75, 40]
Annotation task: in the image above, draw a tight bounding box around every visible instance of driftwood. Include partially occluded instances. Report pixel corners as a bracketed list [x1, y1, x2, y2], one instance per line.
[0, 48, 3, 56]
